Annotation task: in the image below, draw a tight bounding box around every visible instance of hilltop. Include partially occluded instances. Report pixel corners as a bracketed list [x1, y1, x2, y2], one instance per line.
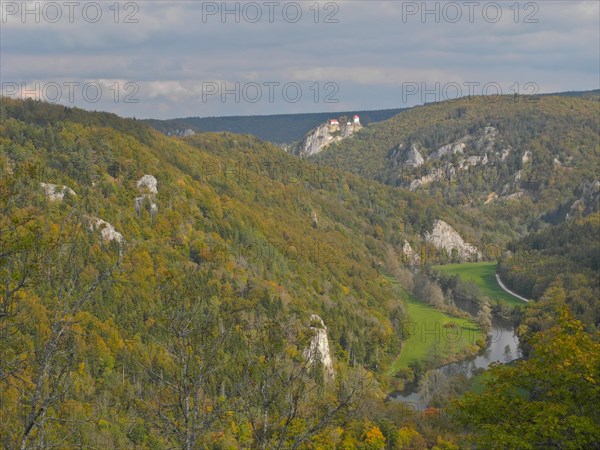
[313, 94, 600, 237]
[290, 114, 363, 157]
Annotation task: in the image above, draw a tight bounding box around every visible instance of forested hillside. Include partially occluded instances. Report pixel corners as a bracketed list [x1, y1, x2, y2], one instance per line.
[313, 95, 600, 236]
[2, 97, 599, 449]
[499, 213, 600, 330]
[0, 97, 483, 448]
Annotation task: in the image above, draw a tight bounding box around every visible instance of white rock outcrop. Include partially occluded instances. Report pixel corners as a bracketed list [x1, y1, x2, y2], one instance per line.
[463, 154, 488, 167]
[430, 142, 465, 160]
[408, 166, 456, 191]
[135, 175, 158, 216]
[504, 191, 524, 201]
[311, 211, 319, 228]
[135, 195, 158, 216]
[304, 314, 335, 379]
[166, 128, 196, 137]
[567, 180, 600, 219]
[429, 126, 497, 160]
[136, 174, 158, 194]
[402, 240, 421, 266]
[88, 217, 123, 244]
[294, 120, 362, 157]
[425, 219, 482, 262]
[500, 148, 511, 161]
[40, 182, 76, 201]
[475, 126, 498, 152]
[392, 127, 513, 191]
[389, 142, 425, 168]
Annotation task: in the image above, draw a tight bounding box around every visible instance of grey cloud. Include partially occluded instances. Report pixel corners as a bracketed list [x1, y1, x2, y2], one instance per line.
[1, 0, 597, 118]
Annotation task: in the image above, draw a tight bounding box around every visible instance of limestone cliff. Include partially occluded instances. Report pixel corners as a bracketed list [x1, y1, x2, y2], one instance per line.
[135, 175, 158, 217]
[390, 127, 523, 192]
[293, 118, 362, 158]
[388, 142, 425, 168]
[567, 180, 600, 219]
[402, 240, 421, 266]
[136, 174, 158, 194]
[88, 217, 124, 244]
[40, 182, 76, 201]
[425, 219, 482, 262]
[304, 314, 335, 379]
[166, 128, 196, 137]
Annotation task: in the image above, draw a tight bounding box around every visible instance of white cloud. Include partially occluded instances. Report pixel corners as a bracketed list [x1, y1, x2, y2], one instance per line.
[1, 0, 597, 118]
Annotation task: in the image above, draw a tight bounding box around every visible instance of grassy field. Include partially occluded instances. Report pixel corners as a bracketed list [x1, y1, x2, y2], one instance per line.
[434, 262, 527, 307]
[388, 280, 484, 373]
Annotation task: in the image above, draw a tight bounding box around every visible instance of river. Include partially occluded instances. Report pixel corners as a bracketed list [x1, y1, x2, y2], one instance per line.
[389, 315, 521, 406]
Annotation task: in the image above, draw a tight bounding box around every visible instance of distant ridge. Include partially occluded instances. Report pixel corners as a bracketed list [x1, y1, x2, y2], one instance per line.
[540, 89, 599, 99]
[144, 90, 598, 144]
[143, 108, 406, 144]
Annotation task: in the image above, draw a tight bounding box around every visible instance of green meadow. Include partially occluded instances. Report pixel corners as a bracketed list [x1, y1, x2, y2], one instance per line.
[434, 262, 528, 307]
[388, 279, 484, 373]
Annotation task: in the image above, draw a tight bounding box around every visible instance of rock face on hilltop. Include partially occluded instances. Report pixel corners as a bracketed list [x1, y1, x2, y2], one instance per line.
[304, 314, 335, 379]
[40, 182, 76, 201]
[430, 141, 466, 160]
[294, 119, 362, 158]
[425, 219, 482, 262]
[388, 127, 531, 193]
[165, 128, 196, 137]
[389, 143, 425, 168]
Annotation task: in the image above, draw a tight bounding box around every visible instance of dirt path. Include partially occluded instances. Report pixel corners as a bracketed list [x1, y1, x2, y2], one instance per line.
[495, 274, 530, 303]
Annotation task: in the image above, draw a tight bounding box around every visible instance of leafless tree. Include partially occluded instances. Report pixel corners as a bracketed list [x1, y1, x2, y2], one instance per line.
[233, 316, 371, 449]
[17, 218, 118, 450]
[135, 269, 231, 450]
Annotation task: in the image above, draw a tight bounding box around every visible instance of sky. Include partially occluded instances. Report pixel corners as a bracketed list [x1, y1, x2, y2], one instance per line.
[1, 1, 599, 119]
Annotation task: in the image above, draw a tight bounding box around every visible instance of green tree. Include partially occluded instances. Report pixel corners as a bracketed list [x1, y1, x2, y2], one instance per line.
[451, 306, 600, 449]
[135, 268, 230, 450]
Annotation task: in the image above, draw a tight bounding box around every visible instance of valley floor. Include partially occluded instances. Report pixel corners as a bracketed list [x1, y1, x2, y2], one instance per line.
[388, 280, 484, 374]
[434, 262, 526, 307]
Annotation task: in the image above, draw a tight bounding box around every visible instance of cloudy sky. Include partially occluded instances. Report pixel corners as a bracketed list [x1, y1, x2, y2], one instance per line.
[1, 1, 598, 119]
